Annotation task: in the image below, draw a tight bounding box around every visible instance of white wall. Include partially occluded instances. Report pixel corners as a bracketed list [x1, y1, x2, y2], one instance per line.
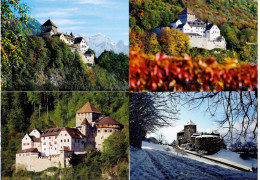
[22, 134, 33, 150]
[29, 129, 41, 138]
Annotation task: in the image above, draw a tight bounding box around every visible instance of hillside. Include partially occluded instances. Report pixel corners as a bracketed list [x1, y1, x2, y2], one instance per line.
[2, 35, 128, 91]
[129, 0, 258, 63]
[1, 92, 129, 179]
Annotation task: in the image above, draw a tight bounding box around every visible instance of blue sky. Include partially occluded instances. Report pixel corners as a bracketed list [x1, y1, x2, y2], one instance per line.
[25, 0, 129, 44]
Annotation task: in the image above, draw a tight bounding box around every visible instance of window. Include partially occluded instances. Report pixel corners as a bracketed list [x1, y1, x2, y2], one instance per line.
[43, 137, 45, 140]
[43, 142, 46, 145]
[65, 133, 67, 136]
[68, 139, 69, 142]
[54, 141, 57, 144]
[27, 143, 29, 145]
[98, 130, 100, 132]
[64, 139, 66, 142]
[61, 140, 63, 142]
[49, 137, 51, 139]
[44, 148, 46, 151]
[105, 130, 107, 132]
[110, 130, 112, 132]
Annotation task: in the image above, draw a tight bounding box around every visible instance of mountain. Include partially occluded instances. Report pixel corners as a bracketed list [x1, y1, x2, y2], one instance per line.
[85, 33, 129, 57]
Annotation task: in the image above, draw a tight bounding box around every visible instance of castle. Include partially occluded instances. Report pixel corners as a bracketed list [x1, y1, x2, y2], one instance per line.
[16, 102, 123, 172]
[154, 8, 226, 50]
[177, 120, 225, 155]
[40, 19, 95, 65]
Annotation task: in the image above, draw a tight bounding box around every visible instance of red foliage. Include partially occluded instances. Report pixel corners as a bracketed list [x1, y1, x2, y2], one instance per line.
[129, 51, 258, 92]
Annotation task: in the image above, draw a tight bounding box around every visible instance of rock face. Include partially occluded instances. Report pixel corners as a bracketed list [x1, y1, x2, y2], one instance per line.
[195, 136, 225, 155]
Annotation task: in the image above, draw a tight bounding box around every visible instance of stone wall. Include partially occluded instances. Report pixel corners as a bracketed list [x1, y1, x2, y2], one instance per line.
[184, 125, 196, 143]
[16, 151, 70, 172]
[195, 136, 223, 155]
[189, 36, 226, 50]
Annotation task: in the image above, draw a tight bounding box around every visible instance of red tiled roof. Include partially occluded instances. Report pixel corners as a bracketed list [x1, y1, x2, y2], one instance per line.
[17, 148, 39, 154]
[29, 136, 41, 142]
[96, 117, 121, 125]
[179, 8, 195, 15]
[76, 102, 101, 114]
[41, 127, 64, 137]
[81, 118, 90, 125]
[63, 127, 85, 139]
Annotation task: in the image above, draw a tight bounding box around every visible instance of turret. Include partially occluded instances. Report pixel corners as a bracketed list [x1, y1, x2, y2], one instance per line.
[76, 102, 101, 127]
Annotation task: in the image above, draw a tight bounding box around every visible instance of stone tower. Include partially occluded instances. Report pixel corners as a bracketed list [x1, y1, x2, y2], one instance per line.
[40, 19, 58, 36]
[76, 102, 101, 127]
[184, 120, 197, 143]
[178, 8, 196, 24]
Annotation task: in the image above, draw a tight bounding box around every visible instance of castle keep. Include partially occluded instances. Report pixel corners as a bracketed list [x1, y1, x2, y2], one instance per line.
[16, 102, 123, 172]
[40, 19, 95, 65]
[177, 120, 225, 155]
[154, 8, 226, 50]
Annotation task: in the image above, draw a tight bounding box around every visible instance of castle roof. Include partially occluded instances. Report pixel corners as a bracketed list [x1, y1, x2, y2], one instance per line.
[81, 118, 90, 125]
[42, 19, 57, 28]
[96, 117, 121, 125]
[74, 37, 84, 44]
[64, 127, 85, 138]
[177, 24, 186, 28]
[178, 8, 195, 15]
[76, 102, 101, 114]
[206, 24, 215, 30]
[17, 148, 39, 154]
[41, 127, 85, 138]
[32, 128, 42, 134]
[30, 136, 41, 142]
[185, 120, 196, 126]
[70, 32, 75, 37]
[41, 127, 63, 137]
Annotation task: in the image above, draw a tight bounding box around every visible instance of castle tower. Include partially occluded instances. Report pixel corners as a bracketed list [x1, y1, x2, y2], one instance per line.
[184, 120, 197, 143]
[178, 8, 196, 24]
[40, 19, 58, 36]
[76, 102, 101, 127]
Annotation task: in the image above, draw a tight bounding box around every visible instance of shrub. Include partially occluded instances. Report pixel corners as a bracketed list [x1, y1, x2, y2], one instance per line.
[129, 51, 257, 92]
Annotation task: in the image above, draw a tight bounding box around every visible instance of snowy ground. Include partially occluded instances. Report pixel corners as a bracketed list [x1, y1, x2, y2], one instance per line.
[130, 142, 257, 180]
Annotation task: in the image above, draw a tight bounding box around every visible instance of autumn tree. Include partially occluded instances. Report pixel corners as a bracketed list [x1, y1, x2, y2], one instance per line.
[1, 0, 30, 88]
[157, 27, 190, 57]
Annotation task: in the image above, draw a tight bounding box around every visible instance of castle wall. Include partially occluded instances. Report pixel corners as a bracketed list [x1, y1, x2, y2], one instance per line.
[189, 36, 226, 50]
[16, 151, 70, 172]
[22, 134, 33, 150]
[95, 127, 119, 150]
[29, 129, 41, 138]
[184, 125, 196, 143]
[195, 136, 223, 155]
[81, 53, 95, 65]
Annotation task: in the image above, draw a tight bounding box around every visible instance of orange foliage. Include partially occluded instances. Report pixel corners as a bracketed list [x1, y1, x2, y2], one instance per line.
[129, 51, 258, 92]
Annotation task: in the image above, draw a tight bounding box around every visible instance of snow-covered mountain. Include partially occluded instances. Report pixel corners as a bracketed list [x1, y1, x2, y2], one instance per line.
[82, 33, 128, 57]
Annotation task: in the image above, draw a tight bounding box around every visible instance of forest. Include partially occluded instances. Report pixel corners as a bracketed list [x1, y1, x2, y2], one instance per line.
[129, 0, 258, 64]
[1, 92, 129, 179]
[1, 0, 128, 91]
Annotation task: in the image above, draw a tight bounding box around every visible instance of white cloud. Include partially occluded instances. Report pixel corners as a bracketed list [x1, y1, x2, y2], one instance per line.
[76, 0, 110, 5]
[34, 8, 78, 18]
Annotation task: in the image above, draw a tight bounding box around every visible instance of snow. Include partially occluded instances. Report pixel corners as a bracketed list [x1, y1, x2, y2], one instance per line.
[206, 149, 258, 170]
[196, 135, 219, 138]
[130, 141, 257, 180]
[186, 120, 196, 125]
